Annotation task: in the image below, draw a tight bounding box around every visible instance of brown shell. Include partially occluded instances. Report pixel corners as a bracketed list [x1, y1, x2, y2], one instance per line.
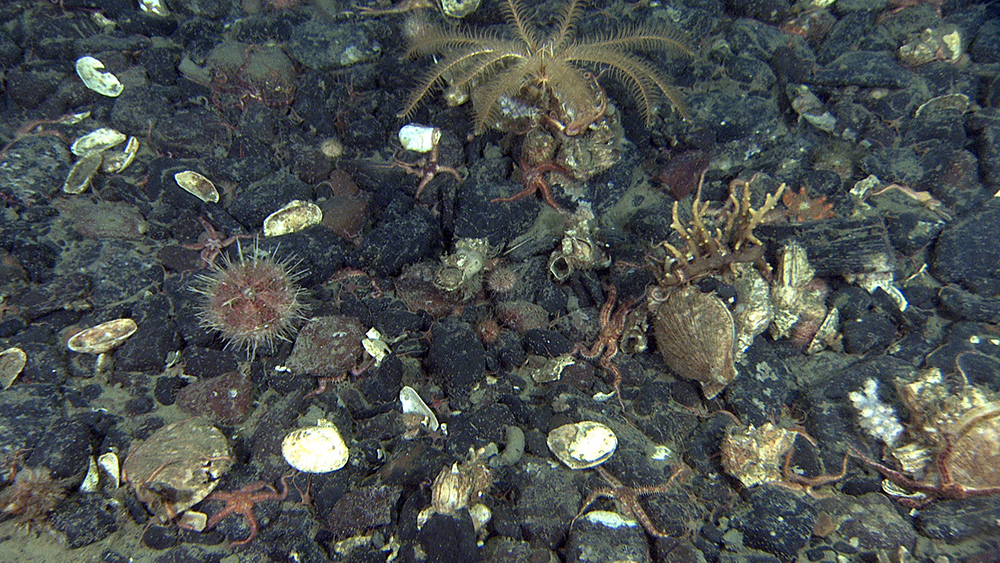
[651, 286, 736, 399]
[944, 407, 1000, 490]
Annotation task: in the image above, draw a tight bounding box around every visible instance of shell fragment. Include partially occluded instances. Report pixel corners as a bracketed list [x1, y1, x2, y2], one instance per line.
[263, 200, 323, 237]
[103, 136, 139, 173]
[174, 170, 219, 203]
[67, 318, 138, 354]
[399, 386, 439, 432]
[75, 56, 124, 97]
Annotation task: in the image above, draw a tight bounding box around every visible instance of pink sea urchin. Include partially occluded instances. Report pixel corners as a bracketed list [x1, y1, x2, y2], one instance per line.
[194, 242, 306, 357]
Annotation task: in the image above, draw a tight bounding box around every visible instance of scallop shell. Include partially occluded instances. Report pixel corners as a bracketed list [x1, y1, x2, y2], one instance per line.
[75, 56, 124, 97]
[281, 423, 349, 473]
[67, 318, 138, 354]
[547, 421, 617, 470]
[650, 286, 736, 399]
[174, 170, 219, 203]
[263, 200, 323, 237]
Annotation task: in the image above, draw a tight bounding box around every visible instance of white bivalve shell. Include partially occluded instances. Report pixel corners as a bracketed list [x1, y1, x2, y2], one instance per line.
[281, 421, 349, 473]
[71, 128, 126, 156]
[547, 421, 617, 470]
[67, 318, 138, 354]
[174, 171, 219, 203]
[263, 200, 323, 237]
[398, 124, 440, 153]
[75, 56, 124, 97]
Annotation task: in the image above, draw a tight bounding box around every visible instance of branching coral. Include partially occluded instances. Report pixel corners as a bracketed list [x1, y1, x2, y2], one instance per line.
[656, 178, 786, 287]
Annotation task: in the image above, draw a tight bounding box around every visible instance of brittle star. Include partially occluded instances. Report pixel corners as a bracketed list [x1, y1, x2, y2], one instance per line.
[575, 285, 632, 410]
[572, 464, 689, 539]
[181, 216, 252, 268]
[204, 474, 290, 548]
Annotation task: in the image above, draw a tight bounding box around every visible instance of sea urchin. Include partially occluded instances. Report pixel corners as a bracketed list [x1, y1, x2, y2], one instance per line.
[194, 241, 306, 357]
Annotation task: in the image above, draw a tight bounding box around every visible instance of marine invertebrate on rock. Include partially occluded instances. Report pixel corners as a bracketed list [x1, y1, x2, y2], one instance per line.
[851, 368, 1000, 506]
[398, 0, 693, 133]
[647, 177, 786, 398]
[0, 466, 67, 525]
[193, 242, 306, 357]
[849, 378, 903, 448]
[781, 186, 834, 222]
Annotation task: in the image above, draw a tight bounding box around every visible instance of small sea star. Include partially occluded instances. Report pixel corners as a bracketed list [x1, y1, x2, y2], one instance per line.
[492, 159, 571, 211]
[204, 475, 289, 548]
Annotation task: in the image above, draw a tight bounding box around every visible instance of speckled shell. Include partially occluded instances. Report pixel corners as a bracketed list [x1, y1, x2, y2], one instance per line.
[281, 424, 349, 473]
[71, 128, 126, 156]
[547, 421, 617, 470]
[62, 151, 103, 194]
[440, 0, 480, 17]
[650, 286, 736, 399]
[263, 200, 323, 237]
[67, 318, 138, 354]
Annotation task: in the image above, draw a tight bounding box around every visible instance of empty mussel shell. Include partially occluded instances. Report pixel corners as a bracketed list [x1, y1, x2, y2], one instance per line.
[62, 151, 103, 194]
[263, 200, 323, 237]
[71, 128, 126, 156]
[174, 170, 219, 203]
[67, 318, 138, 354]
[75, 56, 124, 97]
[0, 347, 27, 389]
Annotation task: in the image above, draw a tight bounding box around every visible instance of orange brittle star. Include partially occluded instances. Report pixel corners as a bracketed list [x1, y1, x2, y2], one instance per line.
[492, 158, 571, 211]
[575, 285, 632, 410]
[204, 475, 290, 548]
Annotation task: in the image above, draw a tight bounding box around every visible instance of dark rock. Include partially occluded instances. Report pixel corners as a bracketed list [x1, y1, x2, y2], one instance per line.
[916, 496, 1000, 542]
[118, 294, 180, 373]
[351, 206, 442, 277]
[932, 202, 1000, 297]
[730, 485, 817, 560]
[176, 372, 254, 425]
[26, 416, 93, 482]
[0, 135, 71, 206]
[970, 18, 1000, 63]
[287, 19, 382, 71]
[810, 51, 914, 88]
[724, 342, 793, 426]
[521, 329, 573, 358]
[514, 460, 582, 550]
[50, 494, 119, 548]
[428, 318, 486, 404]
[324, 484, 401, 538]
[565, 510, 650, 563]
[227, 170, 314, 230]
[830, 287, 896, 354]
[815, 493, 918, 552]
[419, 512, 479, 563]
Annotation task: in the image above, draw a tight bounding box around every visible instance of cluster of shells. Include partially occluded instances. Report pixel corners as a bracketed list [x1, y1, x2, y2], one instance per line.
[644, 179, 786, 399]
[882, 368, 1000, 500]
[63, 127, 139, 195]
